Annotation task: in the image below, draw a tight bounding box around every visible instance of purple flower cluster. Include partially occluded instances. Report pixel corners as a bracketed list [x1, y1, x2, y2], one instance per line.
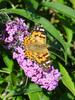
[4, 17, 61, 91]
[13, 46, 61, 91]
[5, 18, 30, 49]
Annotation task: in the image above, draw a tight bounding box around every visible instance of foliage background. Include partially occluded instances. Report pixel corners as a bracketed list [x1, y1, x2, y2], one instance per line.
[0, 0, 75, 99]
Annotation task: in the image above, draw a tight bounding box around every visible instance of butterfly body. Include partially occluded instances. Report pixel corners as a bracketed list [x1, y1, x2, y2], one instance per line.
[23, 25, 51, 70]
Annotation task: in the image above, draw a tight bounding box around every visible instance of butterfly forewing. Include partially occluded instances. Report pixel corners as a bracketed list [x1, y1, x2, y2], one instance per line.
[23, 24, 51, 71]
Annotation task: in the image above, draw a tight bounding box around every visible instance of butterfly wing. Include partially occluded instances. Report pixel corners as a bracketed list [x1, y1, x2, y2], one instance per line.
[31, 31, 46, 44]
[23, 24, 51, 71]
[31, 30, 50, 63]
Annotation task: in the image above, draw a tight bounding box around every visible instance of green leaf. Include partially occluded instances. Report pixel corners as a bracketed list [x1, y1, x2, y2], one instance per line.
[0, 76, 5, 84]
[27, 83, 49, 100]
[59, 63, 75, 96]
[63, 26, 73, 43]
[56, 0, 64, 4]
[42, 2, 75, 19]
[27, 0, 39, 10]
[2, 53, 14, 73]
[63, 26, 73, 56]
[60, 92, 74, 100]
[15, 96, 23, 100]
[0, 0, 4, 3]
[70, 0, 75, 9]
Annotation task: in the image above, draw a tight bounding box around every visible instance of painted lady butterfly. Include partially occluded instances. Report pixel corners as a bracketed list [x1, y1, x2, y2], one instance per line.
[23, 24, 51, 71]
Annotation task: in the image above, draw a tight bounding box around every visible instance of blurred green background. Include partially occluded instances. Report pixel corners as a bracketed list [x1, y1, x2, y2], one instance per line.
[0, 0, 75, 99]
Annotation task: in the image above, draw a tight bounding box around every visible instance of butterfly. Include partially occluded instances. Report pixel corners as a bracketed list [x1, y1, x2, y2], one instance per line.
[23, 24, 51, 71]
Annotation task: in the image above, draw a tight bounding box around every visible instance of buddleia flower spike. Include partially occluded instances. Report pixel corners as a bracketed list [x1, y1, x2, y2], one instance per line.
[4, 19, 61, 91]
